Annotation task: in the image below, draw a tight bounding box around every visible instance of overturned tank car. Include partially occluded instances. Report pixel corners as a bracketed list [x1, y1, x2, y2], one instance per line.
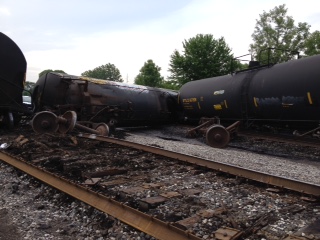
[33, 73, 178, 128]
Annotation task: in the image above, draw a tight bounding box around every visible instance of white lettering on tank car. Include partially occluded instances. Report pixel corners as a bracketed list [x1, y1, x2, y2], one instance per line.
[213, 90, 225, 95]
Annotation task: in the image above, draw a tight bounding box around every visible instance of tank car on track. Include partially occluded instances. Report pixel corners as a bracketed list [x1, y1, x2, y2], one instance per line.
[179, 54, 320, 147]
[33, 72, 178, 129]
[0, 32, 31, 128]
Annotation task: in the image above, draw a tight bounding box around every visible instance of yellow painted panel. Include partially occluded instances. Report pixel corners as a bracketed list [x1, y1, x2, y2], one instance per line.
[307, 92, 313, 105]
[182, 98, 197, 103]
[214, 104, 222, 110]
[253, 97, 258, 107]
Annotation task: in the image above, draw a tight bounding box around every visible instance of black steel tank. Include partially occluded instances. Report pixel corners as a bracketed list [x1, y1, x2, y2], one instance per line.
[33, 72, 177, 126]
[179, 54, 320, 124]
[0, 32, 28, 127]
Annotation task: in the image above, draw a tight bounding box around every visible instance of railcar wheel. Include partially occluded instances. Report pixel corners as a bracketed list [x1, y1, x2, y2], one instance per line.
[58, 111, 77, 134]
[95, 123, 109, 136]
[32, 111, 59, 134]
[206, 125, 230, 148]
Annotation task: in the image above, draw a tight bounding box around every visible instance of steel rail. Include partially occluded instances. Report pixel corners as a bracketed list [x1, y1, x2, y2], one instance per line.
[78, 133, 320, 198]
[0, 151, 201, 240]
[237, 131, 320, 148]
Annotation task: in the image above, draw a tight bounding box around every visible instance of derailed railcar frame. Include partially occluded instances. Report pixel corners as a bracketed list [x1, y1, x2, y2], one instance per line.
[33, 73, 178, 128]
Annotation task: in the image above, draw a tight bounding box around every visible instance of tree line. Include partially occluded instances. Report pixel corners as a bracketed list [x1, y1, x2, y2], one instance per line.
[34, 4, 320, 91]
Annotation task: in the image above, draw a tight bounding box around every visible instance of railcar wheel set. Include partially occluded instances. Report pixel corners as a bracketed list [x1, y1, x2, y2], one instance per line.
[32, 111, 109, 136]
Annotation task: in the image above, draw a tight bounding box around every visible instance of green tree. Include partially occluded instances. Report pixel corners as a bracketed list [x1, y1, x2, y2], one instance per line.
[304, 30, 320, 56]
[39, 69, 66, 78]
[168, 34, 235, 87]
[230, 59, 249, 72]
[250, 4, 310, 64]
[23, 81, 35, 96]
[134, 60, 164, 87]
[81, 63, 123, 82]
[159, 80, 180, 90]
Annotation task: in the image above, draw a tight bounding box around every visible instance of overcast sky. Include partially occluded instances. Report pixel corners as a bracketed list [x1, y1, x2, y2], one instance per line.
[1, 0, 320, 83]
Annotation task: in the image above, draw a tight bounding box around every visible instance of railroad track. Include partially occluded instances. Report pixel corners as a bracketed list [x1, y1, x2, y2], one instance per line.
[237, 130, 320, 148]
[77, 133, 320, 197]
[0, 151, 200, 240]
[0, 130, 319, 239]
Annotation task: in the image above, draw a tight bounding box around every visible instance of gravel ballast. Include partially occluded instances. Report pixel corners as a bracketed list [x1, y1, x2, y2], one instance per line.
[0, 125, 319, 239]
[124, 126, 320, 185]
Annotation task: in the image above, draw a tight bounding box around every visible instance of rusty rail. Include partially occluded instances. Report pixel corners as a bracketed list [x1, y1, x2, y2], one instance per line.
[0, 151, 201, 240]
[237, 130, 320, 148]
[78, 133, 320, 198]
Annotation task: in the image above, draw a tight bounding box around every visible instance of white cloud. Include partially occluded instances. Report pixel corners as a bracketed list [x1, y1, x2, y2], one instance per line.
[0, 7, 10, 16]
[4, 0, 319, 83]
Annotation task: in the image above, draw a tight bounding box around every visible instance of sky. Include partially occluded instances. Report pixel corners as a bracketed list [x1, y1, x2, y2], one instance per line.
[1, 0, 320, 83]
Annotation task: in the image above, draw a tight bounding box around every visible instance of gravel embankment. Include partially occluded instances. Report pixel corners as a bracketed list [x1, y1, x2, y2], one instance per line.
[124, 125, 320, 185]
[0, 163, 151, 240]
